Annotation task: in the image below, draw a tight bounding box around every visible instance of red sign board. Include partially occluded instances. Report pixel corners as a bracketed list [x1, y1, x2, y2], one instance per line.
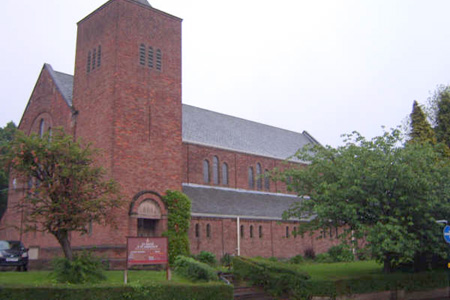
[127, 237, 168, 266]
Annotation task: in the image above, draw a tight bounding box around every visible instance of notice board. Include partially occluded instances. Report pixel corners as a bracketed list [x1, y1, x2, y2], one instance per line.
[127, 237, 168, 266]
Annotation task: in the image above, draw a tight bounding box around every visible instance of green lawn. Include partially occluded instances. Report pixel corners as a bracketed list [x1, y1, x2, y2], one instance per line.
[295, 260, 384, 280]
[0, 270, 194, 287]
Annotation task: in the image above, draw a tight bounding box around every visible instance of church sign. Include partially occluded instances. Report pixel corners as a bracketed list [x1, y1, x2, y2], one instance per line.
[127, 237, 168, 265]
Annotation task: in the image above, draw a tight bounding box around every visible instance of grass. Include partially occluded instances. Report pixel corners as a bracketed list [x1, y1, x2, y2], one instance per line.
[295, 260, 384, 280]
[0, 270, 197, 287]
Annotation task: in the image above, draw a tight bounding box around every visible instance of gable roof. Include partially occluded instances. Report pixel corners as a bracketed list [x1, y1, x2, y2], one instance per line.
[183, 184, 311, 221]
[182, 105, 318, 160]
[48, 65, 319, 160]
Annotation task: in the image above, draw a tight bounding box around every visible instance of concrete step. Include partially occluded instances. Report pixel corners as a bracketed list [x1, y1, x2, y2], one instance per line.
[234, 286, 275, 300]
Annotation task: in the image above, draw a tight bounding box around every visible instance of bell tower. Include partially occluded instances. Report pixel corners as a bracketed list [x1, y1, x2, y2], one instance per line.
[72, 0, 183, 240]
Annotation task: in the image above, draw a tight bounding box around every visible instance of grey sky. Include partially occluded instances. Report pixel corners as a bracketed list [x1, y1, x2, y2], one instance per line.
[1, 0, 450, 147]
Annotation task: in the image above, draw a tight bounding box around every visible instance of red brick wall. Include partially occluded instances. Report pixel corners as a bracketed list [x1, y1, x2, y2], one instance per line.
[189, 217, 341, 260]
[183, 143, 301, 194]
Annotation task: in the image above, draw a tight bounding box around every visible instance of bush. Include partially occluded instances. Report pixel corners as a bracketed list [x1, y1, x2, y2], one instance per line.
[174, 256, 218, 282]
[195, 251, 217, 266]
[233, 256, 310, 298]
[289, 254, 304, 264]
[0, 283, 233, 300]
[315, 253, 333, 263]
[327, 244, 354, 262]
[51, 251, 106, 284]
[221, 253, 232, 269]
[304, 247, 315, 260]
[268, 257, 278, 262]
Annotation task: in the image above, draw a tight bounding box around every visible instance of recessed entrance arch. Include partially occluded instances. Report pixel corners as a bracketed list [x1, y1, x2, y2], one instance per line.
[129, 190, 167, 237]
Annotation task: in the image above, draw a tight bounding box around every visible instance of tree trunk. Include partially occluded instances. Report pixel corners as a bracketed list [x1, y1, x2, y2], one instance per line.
[54, 230, 73, 260]
[383, 255, 392, 273]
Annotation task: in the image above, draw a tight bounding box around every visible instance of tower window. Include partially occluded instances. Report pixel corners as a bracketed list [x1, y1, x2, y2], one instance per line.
[39, 119, 45, 138]
[97, 45, 102, 68]
[203, 160, 210, 184]
[92, 48, 97, 70]
[213, 156, 219, 185]
[156, 49, 162, 71]
[87, 51, 91, 73]
[222, 163, 228, 186]
[139, 44, 146, 66]
[148, 46, 154, 68]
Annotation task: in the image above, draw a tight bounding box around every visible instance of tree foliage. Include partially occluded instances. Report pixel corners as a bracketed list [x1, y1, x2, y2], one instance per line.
[408, 100, 436, 145]
[435, 89, 450, 147]
[0, 122, 17, 220]
[282, 129, 450, 272]
[162, 190, 191, 264]
[2, 128, 122, 260]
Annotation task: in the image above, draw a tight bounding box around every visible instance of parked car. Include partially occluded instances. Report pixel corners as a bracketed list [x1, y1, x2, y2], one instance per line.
[0, 240, 28, 271]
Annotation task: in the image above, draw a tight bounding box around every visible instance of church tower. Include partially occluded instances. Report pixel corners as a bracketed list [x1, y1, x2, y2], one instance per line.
[72, 0, 182, 241]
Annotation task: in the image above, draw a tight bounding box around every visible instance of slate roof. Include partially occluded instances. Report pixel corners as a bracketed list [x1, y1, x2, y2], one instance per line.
[182, 105, 318, 161]
[183, 184, 310, 221]
[48, 65, 319, 160]
[45, 64, 73, 107]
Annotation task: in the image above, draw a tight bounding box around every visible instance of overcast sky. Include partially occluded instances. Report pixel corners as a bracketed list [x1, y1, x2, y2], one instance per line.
[1, 0, 450, 147]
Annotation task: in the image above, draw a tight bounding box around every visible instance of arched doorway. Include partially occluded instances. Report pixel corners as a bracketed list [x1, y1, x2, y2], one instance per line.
[136, 199, 161, 237]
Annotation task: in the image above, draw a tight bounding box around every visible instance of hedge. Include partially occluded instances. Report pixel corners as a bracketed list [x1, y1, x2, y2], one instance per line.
[0, 283, 233, 300]
[233, 257, 448, 300]
[173, 255, 218, 282]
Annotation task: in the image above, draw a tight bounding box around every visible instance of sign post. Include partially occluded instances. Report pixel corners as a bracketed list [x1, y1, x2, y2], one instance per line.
[443, 224, 450, 298]
[125, 237, 169, 284]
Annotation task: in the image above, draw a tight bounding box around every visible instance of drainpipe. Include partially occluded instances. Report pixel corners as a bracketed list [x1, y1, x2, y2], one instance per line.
[237, 217, 240, 256]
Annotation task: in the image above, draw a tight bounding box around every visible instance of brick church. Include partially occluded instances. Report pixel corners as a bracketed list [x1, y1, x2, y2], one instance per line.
[1, 0, 339, 266]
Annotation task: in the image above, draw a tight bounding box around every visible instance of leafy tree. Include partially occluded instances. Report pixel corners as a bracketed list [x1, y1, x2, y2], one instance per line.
[435, 89, 450, 147]
[2, 128, 122, 260]
[282, 129, 450, 273]
[408, 101, 436, 145]
[0, 121, 17, 220]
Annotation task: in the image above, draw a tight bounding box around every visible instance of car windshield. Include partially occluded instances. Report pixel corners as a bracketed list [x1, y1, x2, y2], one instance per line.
[0, 241, 22, 250]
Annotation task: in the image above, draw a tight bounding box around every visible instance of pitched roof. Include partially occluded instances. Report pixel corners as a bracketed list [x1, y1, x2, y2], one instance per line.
[45, 64, 73, 107]
[183, 184, 310, 221]
[47, 65, 320, 160]
[182, 105, 318, 160]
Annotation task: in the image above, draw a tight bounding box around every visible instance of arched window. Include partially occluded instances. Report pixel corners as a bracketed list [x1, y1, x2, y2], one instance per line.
[139, 44, 146, 65]
[259, 225, 263, 238]
[213, 156, 219, 185]
[248, 167, 254, 189]
[39, 119, 45, 138]
[256, 163, 262, 190]
[222, 163, 228, 186]
[240, 225, 244, 238]
[286, 226, 290, 238]
[203, 160, 210, 183]
[195, 224, 200, 238]
[293, 226, 297, 238]
[206, 224, 211, 238]
[250, 225, 254, 238]
[148, 46, 154, 68]
[264, 169, 270, 191]
[156, 49, 162, 71]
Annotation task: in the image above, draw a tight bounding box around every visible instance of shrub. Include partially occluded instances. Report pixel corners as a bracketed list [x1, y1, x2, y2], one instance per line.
[289, 254, 304, 264]
[162, 190, 192, 264]
[268, 256, 278, 262]
[195, 251, 217, 266]
[327, 244, 355, 262]
[174, 255, 218, 282]
[233, 256, 310, 298]
[221, 253, 233, 269]
[51, 251, 106, 284]
[315, 253, 333, 263]
[304, 247, 315, 260]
